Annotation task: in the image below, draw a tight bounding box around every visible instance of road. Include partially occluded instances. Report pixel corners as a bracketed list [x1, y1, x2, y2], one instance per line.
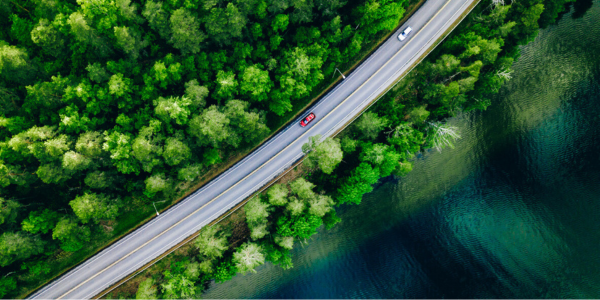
[30, 0, 477, 297]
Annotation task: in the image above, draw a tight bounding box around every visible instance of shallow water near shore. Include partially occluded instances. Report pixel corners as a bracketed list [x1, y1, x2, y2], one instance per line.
[202, 1, 600, 298]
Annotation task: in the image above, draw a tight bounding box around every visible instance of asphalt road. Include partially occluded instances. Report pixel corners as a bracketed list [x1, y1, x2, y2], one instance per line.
[30, 0, 477, 297]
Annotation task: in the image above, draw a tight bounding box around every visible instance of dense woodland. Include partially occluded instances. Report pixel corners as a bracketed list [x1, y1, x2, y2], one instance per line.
[98, 0, 583, 297]
[0, 0, 411, 295]
[0, 0, 580, 295]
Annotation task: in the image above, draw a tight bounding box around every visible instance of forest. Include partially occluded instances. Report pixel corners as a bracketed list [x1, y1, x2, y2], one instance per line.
[98, 0, 580, 297]
[0, 0, 412, 296]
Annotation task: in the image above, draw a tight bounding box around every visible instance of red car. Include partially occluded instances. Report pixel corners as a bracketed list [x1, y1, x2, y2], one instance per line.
[300, 113, 316, 127]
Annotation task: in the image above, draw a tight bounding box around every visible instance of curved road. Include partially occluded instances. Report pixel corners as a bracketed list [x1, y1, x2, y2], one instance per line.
[30, 0, 476, 297]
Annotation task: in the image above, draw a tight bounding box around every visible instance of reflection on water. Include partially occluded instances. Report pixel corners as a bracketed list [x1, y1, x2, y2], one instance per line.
[202, 1, 600, 298]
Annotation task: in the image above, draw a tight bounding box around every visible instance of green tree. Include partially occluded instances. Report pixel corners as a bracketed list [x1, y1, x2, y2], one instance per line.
[52, 217, 91, 252]
[308, 194, 334, 217]
[214, 70, 238, 101]
[170, 8, 206, 54]
[114, 26, 149, 60]
[163, 137, 191, 166]
[233, 242, 265, 275]
[30, 18, 65, 57]
[286, 197, 305, 216]
[0, 198, 20, 225]
[275, 235, 294, 250]
[244, 197, 270, 224]
[142, 0, 170, 39]
[22, 209, 59, 234]
[240, 65, 272, 102]
[188, 106, 235, 148]
[184, 79, 209, 108]
[195, 225, 230, 259]
[337, 162, 380, 205]
[154, 96, 193, 125]
[289, 178, 315, 200]
[204, 3, 246, 45]
[0, 276, 16, 298]
[354, 0, 405, 35]
[136, 277, 158, 299]
[145, 173, 170, 195]
[178, 163, 203, 181]
[271, 14, 289, 32]
[84, 171, 113, 189]
[267, 184, 289, 206]
[303, 136, 343, 174]
[132, 124, 163, 173]
[0, 231, 45, 267]
[69, 192, 120, 224]
[354, 112, 387, 140]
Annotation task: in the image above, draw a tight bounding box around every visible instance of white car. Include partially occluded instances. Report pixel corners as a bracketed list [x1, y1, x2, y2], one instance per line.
[398, 26, 412, 41]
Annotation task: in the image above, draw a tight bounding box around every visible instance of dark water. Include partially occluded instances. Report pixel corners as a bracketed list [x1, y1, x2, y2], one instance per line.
[202, 2, 600, 298]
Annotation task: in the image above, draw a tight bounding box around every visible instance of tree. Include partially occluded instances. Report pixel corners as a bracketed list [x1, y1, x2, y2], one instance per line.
[114, 26, 148, 60]
[304, 137, 343, 174]
[22, 209, 59, 234]
[275, 236, 294, 250]
[136, 277, 158, 299]
[76, 131, 104, 156]
[145, 173, 169, 195]
[0, 231, 45, 267]
[142, 0, 170, 39]
[354, 112, 387, 140]
[188, 106, 235, 148]
[267, 184, 289, 206]
[249, 222, 269, 240]
[289, 177, 316, 200]
[204, 3, 246, 45]
[359, 143, 401, 177]
[233, 242, 265, 275]
[0, 41, 32, 83]
[86, 63, 111, 83]
[214, 70, 238, 101]
[30, 18, 65, 57]
[407, 105, 430, 124]
[240, 65, 273, 102]
[161, 270, 195, 299]
[286, 197, 305, 216]
[84, 171, 113, 189]
[195, 225, 230, 259]
[271, 14, 289, 32]
[52, 217, 91, 252]
[178, 163, 203, 181]
[0, 276, 16, 298]
[0, 198, 20, 225]
[354, 0, 405, 35]
[132, 124, 163, 173]
[70, 192, 120, 224]
[63, 151, 92, 171]
[36, 163, 71, 184]
[163, 137, 191, 166]
[427, 122, 461, 152]
[184, 79, 209, 108]
[223, 99, 269, 144]
[308, 194, 334, 217]
[108, 73, 132, 98]
[337, 162, 380, 205]
[154, 96, 193, 125]
[169, 8, 206, 54]
[244, 197, 270, 224]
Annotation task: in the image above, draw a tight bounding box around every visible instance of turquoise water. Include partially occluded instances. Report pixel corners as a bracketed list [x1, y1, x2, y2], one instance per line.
[202, 1, 600, 298]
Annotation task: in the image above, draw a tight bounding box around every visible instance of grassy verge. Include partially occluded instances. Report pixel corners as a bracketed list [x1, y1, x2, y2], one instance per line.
[19, 1, 427, 298]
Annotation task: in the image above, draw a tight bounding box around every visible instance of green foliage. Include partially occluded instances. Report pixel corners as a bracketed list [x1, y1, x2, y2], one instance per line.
[0, 232, 45, 267]
[232, 242, 265, 275]
[69, 192, 120, 224]
[337, 162, 380, 205]
[22, 209, 59, 234]
[52, 217, 91, 252]
[267, 184, 289, 206]
[354, 112, 387, 140]
[136, 277, 158, 299]
[304, 136, 343, 174]
[195, 225, 230, 259]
